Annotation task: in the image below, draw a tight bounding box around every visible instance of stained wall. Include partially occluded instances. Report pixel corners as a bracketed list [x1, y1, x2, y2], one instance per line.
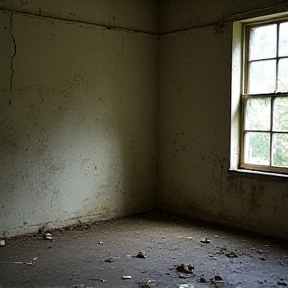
[0, 0, 158, 237]
[158, 0, 288, 239]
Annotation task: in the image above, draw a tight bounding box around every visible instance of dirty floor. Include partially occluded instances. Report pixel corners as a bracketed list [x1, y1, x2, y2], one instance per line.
[0, 212, 287, 288]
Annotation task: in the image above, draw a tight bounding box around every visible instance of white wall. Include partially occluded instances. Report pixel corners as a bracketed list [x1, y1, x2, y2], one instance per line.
[159, 0, 288, 239]
[0, 0, 158, 237]
[2, 0, 288, 240]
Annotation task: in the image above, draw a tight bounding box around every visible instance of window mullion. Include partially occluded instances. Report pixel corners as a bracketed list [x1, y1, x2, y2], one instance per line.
[270, 97, 274, 167]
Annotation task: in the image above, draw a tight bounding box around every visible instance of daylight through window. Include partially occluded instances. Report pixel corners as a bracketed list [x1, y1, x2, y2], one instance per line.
[241, 19, 288, 173]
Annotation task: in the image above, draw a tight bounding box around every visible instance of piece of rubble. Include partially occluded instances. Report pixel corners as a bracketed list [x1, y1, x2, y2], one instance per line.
[72, 284, 85, 288]
[214, 275, 223, 282]
[136, 251, 147, 258]
[225, 252, 238, 258]
[200, 238, 211, 243]
[24, 256, 38, 266]
[277, 280, 288, 286]
[139, 279, 156, 287]
[200, 277, 207, 283]
[122, 276, 132, 279]
[90, 278, 106, 283]
[43, 233, 54, 241]
[0, 239, 5, 247]
[104, 257, 115, 263]
[23, 261, 35, 266]
[176, 264, 194, 274]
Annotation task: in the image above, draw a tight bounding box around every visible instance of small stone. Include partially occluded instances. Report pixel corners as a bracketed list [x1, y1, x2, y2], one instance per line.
[200, 277, 206, 283]
[136, 251, 147, 258]
[105, 258, 115, 263]
[277, 281, 288, 286]
[43, 233, 54, 241]
[215, 275, 223, 282]
[139, 279, 155, 287]
[122, 276, 132, 279]
[0, 239, 5, 247]
[225, 252, 238, 258]
[201, 238, 211, 243]
[176, 264, 194, 274]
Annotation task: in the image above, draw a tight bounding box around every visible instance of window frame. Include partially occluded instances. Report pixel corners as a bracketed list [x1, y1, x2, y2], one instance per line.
[231, 13, 288, 176]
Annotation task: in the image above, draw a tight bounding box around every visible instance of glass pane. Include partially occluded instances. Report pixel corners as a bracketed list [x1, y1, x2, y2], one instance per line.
[249, 24, 277, 60]
[244, 132, 270, 165]
[277, 58, 288, 92]
[248, 60, 276, 94]
[272, 133, 288, 167]
[273, 97, 288, 131]
[279, 22, 288, 57]
[245, 98, 270, 130]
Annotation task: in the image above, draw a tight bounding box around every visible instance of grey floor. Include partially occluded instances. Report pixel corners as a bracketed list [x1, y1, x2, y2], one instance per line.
[0, 212, 287, 288]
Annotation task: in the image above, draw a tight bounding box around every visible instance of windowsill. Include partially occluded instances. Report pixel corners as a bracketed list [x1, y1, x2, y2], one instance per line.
[228, 168, 288, 181]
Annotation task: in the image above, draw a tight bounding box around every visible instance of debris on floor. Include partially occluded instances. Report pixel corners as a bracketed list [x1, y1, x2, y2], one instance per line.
[139, 279, 156, 287]
[225, 251, 238, 258]
[0, 239, 5, 247]
[200, 238, 211, 243]
[43, 233, 54, 241]
[136, 251, 147, 258]
[200, 277, 207, 283]
[176, 264, 194, 274]
[90, 278, 106, 283]
[122, 275, 132, 279]
[1, 213, 287, 288]
[211, 275, 224, 283]
[214, 275, 223, 281]
[23, 261, 35, 266]
[178, 283, 213, 288]
[16, 257, 38, 266]
[277, 280, 288, 286]
[72, 284, 85, 288]
[104, 257, 116, 263]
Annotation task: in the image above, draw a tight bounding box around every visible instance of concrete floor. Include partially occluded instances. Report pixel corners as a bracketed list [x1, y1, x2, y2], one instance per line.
[0, 212, 287, 288]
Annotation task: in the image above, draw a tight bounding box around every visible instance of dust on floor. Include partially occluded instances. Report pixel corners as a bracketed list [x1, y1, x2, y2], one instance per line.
[0, 212, 287, 288]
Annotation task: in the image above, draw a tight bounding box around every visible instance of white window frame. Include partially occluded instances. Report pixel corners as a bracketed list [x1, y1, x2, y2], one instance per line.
[230, 12, 288, 176]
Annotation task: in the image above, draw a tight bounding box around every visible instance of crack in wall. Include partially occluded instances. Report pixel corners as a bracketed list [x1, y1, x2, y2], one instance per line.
[9, 13, 16, 92]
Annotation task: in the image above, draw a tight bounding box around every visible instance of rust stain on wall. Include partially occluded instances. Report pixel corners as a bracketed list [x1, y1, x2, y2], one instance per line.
[227, 176, 245, 198]
[249, 185, 264, 211]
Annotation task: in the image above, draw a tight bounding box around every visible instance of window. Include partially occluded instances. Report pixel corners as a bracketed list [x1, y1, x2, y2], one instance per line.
[231, 15, 288, 175]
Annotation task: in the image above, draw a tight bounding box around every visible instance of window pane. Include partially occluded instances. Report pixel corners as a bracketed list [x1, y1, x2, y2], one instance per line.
[245, 98, 270, 130]
[272, 133, 288, 167]
[277, 58, 288, 92]
[273, 97, 288, 131]
[279, 22, 288, 57]
[244, 132, 270, 165]
[248, 60, 276, 94]
[249, 24, 277, 60]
